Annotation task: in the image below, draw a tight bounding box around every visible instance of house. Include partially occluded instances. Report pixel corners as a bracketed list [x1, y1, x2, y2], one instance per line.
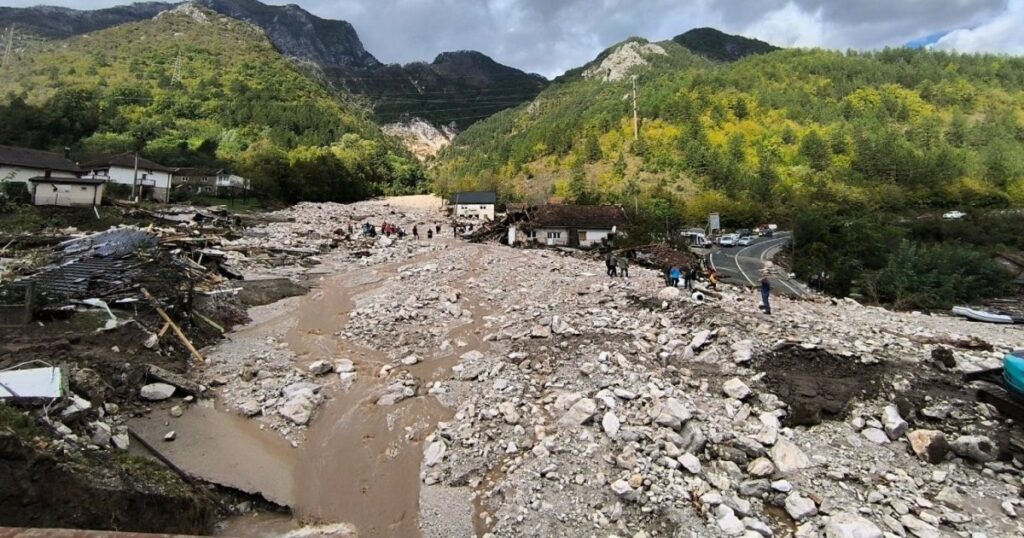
[0, 145, 81, 184]
[173, 168, 250, 196]
[513, 204, 627, 248]
[81, 154, 174, 203]
[452, 191, 497, 220]
[28, 174, 105, 207]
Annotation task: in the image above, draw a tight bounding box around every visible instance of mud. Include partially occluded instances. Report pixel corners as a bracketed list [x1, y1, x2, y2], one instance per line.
[755, 347, 887, 426]
[237, 278, 310, 308]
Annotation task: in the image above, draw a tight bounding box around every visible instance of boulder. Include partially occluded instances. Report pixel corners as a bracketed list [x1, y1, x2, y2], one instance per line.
[650, 397, 692, 430]
[906, 430, 949, 464]
[731, 340, 754, 364]
[279, 395, 313, 425]
[90, 422, 112, 447]
[678, 453, 702, 474]
[424, 441, 446, 467]
[722, 378, 752, 400]
[610, 479, 638, 502]
[824, 512, 883, 538]
[949, 434, 998, 463]
[785, 493, 817, 521]
[335, 359, 356, 373]
[770, 438, 811, 473]
[747, 457, 775, 478]
[602, 411, 621, 437]
[861, 428, 890, 444]
[140, 383, 176, 401]
[690, 329, 711, 350]
[308, 360, 333, 375]
[881, 404, 908, 439]
[558, 398, 597, 427]
[657, 287, 682, 302]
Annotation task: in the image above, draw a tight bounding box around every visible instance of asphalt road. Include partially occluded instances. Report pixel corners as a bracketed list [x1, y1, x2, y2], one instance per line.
[708, 232, 809, 298]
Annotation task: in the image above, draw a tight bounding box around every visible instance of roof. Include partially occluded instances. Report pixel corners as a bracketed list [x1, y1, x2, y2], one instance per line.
[81, 153, 175, 173]
[530, 204, 627, 229]
[174, 167, 226, 176]
[452, 191, 497, 205]
[28, 176, 105, 185]
[0, 144, 81, 173]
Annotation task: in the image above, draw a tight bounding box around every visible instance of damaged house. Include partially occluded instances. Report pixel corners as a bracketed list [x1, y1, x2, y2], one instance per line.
[511, 204, 627, 248]
[82, 154, 175, 203]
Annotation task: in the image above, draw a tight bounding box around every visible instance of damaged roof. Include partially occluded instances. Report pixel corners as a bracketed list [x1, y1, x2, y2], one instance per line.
[529, 204, 627, 229]
[0, 144, 81, 173]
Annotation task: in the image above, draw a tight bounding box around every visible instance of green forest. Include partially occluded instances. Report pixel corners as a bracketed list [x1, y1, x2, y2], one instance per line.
[435, 38, 1024, 307]
[0, 6, 426, 202]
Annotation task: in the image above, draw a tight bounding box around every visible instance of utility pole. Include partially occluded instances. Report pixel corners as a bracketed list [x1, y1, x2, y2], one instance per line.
[171, 49, 182, 86]
[2, 24, 15, 71]
[631, 75, 639, 141]
[132, 152, 139, 201]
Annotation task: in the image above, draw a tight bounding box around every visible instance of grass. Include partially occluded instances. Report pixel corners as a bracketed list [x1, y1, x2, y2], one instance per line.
[0, 203, 151, 234]
[0, 403, 39, 437]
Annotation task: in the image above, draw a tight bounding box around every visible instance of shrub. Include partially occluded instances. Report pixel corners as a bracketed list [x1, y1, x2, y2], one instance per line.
[872, 240, 1011, 309]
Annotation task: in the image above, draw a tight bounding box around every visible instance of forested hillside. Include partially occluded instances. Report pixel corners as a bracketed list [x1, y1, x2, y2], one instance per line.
[0, 4, 425, 202]
[436, 37, 1024, 306]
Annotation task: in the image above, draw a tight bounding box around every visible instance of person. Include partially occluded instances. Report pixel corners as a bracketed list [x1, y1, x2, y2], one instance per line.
[663, 265, 672, 286]
[681, 265, 691, 289]
[617, 255, 629, 278]
[688, 266, 698, 289]
[427, 228, 433, 239]
[669, 265, 681, 287]
[605, 253, 616, 277]
[759, 275, 772, 315]
[708, 269, 719, 289]
[435, 224, 441, 233]
[413, 225, 419, 240]
[809, 273, 820, 292]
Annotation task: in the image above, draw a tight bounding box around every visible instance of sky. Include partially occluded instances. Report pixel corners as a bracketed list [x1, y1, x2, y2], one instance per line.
[3, 0, 1024, 77]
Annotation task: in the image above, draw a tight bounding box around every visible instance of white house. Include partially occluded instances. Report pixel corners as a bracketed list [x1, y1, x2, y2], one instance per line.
[512, 204, 627, 248]
[0, 145, 82, 185]
[29, 175, 105, 207]
[173, 168, 250, 195]
[82, 154, 174, 203]
[452, 191, 497, 220]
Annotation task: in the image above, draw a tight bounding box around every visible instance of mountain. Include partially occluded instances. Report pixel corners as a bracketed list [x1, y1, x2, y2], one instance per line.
[0, 2, 173, 39]
[0, 0, 545, 132]
[672, 27, 779, 62]
[0, 3, 424, 203]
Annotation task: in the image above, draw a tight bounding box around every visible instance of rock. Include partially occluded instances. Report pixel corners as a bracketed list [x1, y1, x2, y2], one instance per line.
[61, 393, 92, 418]
[723, 378, 752, 400]
[140, 383, 176, 401]
[378, 235, 393, 247]
[400, 354, 421, 366]
[163, 431, 176, 442]
[679, 421, 707, 453]
[785, 493, 817, 521]
[498, 402, 520, 424]
[90, 422, 112, 447]
[732, 340, 754, 364]
[690, 329, 711, 350]
[739, 479, 771, 497]
[906, 430, 948, 464]
[530, 325, 552, 338]
[657, 287, 681, 302]
[930, 347, 956, 368]
[143, 333, 159, 349]
[70, 368, 112, 403]
[770, 438, 811, 473]
[279, 395, 313, 425]
[424, 441, 446, 467]
[238, 399, 261, 417]
[824, 513, 883, 538]
[650, 398, 691, 430]
[559, 398, 597, 427]
[169, 405, 184, 418]
[881, 404, 908, 439]
[861, 428, 890, 444]
[610, 479, 638, 502]
[747, 457, 775, 477]
[335, 359, 355, 373]
[602, 411, 621, 437]
[743, 517, 773, 537]
[678, 453, 702, 474]
[898, 514, 939, 538]
[308, 360, 333, 375]
[111, 433, 130, 450]
[718, 512, 745, 536]
[949, 434, 998, 463]
[755, 413, 779, 446]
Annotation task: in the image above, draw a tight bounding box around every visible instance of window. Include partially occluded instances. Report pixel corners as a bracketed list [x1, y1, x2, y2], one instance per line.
[578, 230, 587, 243]
[547, 231, 562, 239]
[479, 205, 487, 209]
[526, 230, 537, 239]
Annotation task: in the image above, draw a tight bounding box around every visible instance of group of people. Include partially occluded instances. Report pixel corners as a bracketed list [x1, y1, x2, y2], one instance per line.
[666, 265, 704, 289]
[808, 271, 829, 293]
[379, 221, 406, 238]
[604, 253, 631, 277]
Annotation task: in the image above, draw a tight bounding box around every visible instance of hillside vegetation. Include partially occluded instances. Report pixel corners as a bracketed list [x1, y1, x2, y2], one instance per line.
[435, 38, 1024, 305]
[0, 5, 425, 202]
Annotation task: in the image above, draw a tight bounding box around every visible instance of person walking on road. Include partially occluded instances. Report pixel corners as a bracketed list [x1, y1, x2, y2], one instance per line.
[617, 255, 629, 278]
[759, 275, 772, 315]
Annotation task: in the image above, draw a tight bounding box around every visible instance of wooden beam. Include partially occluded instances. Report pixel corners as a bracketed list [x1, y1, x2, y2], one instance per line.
[140, 287, 204, 363]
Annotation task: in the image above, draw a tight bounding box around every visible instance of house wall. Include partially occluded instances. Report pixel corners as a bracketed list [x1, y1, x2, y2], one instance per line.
[32, 182, 104, 207]
[1, 165, 53, 184]
[94, 166, 171, 202]
[522, 227, 614, 247]
[455, 203, 495, 220]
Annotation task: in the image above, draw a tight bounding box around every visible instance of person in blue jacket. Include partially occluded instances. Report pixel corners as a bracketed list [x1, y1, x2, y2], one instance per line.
[669, 266, 681, 287]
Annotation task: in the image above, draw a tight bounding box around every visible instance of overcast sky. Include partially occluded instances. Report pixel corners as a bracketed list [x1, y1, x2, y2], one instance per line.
[3, 0, 1023, 77]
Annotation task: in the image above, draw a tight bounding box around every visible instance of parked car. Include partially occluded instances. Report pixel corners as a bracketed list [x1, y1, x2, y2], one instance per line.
[719, 233, 740, 247]
[737, 235, 754, 246]
[943, 210, 967, 220]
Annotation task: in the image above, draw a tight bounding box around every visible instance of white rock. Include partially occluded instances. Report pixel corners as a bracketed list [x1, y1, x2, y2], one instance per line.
[610, 479, 637, 501]
[678, 453, 702, 474]
[690, 329, 711, 350]
[90, 422, 112, 447]
[498, 402, 520, 424]
[824, 512, 883, 538]
[731, 340, 754, 364]
[747, 457, 775, 477]
[602, 411, 621, 437]
[657, 287, 681, 302]
[785, 493, 817, 521]
[111, 433, 130, 450]
[949, 435, 998, 463]
[140, 383, 176, 401]
[401, 354, 421, 366]
[335, 359, 355, 373]
[169, 405, 184, 418]
[650, 397, 691, 429]
[308, 360, 333, 375]
[881, 404, 908, 439]
[860, 428, 889, 444]
[718, 513, 745, 536]
[424, 441, 446, 467]
[163, 430, 176, 442]
[279, 395, 313, 425]
[906, 430, 948, 464]
[722, 378, 752, 400]
[770, 438, 811, 473]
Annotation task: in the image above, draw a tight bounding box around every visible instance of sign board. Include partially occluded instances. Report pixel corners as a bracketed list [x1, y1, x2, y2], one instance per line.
[708, 213, 721, 232]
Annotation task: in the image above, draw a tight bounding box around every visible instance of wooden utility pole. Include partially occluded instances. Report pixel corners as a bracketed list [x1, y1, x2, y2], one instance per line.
[631, 75, 639, 141]
[1, 24, 14, 71]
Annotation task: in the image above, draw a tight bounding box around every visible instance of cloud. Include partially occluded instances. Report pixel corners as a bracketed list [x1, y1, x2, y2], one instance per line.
[932, 0, 1024, 54]
[1, 0, 1019, 76]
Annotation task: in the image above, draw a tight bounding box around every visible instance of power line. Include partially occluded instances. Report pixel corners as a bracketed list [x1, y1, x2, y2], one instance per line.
[1, 24, 14, 71]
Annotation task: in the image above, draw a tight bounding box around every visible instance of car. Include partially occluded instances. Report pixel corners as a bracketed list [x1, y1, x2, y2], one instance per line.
[943, 210, 967, 220]
[737, 235, 754, 246]
[719, 233, 740, 247]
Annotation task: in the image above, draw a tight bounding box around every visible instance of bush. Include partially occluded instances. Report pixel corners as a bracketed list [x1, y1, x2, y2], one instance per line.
[1, 181, 31, 204]
[870, 241, 1011, 309]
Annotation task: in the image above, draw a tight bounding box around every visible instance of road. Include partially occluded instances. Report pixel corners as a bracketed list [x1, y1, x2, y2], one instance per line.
[708, 232, 809, 298]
